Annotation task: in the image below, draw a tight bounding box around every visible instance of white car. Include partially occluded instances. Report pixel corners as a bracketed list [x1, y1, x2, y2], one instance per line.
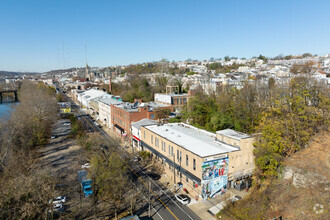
[62, 122, 71, 126]
[51, 135, 56, 139]
[48, 203, 64, 212]
[175, 194, 189, 205]
[81, 163, 91, 169]
[49, 196, 66, 204]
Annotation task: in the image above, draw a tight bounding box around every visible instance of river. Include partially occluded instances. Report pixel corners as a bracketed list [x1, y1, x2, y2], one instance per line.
[0, 103, 19, 120]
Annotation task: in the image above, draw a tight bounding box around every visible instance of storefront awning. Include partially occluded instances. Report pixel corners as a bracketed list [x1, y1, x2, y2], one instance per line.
[114, 124, 125, 133]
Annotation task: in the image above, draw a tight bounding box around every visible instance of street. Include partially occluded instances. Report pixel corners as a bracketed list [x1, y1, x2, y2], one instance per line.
[72, 102, 201, 220]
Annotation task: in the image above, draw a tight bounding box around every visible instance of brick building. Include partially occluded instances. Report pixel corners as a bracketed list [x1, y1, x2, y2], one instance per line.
[154, 85, 191, 111]
[112, 100, 172, 141]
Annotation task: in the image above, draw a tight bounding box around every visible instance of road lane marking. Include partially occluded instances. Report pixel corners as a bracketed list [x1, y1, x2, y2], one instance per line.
[74, 105, 192, 220]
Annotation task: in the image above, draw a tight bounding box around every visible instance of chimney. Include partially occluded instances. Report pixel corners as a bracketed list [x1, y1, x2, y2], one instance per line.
[109, 76, 112, 94]
[134, 98, 142, 103]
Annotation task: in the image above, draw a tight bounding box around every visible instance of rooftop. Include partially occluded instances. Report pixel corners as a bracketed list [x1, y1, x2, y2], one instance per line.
[131, 119, 157, 130]
[115, 101, 170, 113]
[216, 129, 251, 140]
[80, 89, 107, 101]
[98, 96, 123, 106]
[155, 92, 189, 97]
[144, 123, 238, 158]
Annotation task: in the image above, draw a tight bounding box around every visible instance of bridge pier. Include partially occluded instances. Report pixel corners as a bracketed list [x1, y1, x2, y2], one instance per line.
[14, 91, 18, 102]
[0, 90, 18, 103]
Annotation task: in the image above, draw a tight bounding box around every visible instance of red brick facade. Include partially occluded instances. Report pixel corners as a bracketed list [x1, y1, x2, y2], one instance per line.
[112, 104, 172, 141]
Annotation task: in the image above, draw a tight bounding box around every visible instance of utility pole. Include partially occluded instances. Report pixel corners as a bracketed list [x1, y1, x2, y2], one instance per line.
[130, 194, 133, 215]
[148, 180, 151, 217]
[173, 153, 176, 190]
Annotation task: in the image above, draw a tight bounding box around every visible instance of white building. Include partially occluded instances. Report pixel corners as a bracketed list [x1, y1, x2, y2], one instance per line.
[98, 96, 123, 128]
[131, 119, 157, 150]
[77, 88, 107, 109]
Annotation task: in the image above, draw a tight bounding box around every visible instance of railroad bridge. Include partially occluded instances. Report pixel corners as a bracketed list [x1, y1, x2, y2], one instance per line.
[0, 90, 18, 103]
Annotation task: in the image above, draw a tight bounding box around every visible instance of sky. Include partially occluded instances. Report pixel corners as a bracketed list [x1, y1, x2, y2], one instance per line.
[0, 0, 329, 72]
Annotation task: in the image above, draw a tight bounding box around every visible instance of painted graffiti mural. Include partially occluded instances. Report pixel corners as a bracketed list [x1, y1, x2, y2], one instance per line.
[201, 156, 229, 199]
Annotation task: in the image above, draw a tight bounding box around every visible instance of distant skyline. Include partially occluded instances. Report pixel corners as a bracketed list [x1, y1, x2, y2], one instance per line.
[0, 0, 329, 72]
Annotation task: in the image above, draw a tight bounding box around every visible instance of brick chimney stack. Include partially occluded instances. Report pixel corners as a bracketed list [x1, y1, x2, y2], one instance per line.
[109, 75, 112, 94]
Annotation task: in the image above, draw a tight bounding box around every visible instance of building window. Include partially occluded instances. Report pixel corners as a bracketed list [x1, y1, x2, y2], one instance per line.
[151, 114, 154, 119]
[186, 176, 189, 183]
[164, 142, 166, 152]
[151, 135, 153, 144]
[186, 155, 188, 166]
[177, 150, 179, 160]
[193, 159, 196, 170]
[144, 131, 145, 139]
[168, 145, 170, 155]
[171, 146, 173, 157]
[180, 151, 182, 162]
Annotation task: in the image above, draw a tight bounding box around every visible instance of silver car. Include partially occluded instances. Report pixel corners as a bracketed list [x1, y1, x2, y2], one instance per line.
[175, 194, 189, 205]
[49, 196, 66, 204]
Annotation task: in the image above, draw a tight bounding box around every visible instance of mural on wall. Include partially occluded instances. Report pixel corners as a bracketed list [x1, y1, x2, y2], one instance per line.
[201, 156, 229, 199]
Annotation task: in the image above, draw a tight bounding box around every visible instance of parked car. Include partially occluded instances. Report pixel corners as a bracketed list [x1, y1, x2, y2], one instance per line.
[49, 196, 66, 204]
[81, 163, 91, 169]
[48, 203, 64, 213]
[51, 135, 56, 139]
[62, 122, 71, 126]
[133, 156, 141, 162]
[175, 194, 190, 205]
[169, 112, 177, 119]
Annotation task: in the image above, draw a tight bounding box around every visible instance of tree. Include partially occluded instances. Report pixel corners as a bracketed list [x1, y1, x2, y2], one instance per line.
[268, 77, 275, 90]
[89, 152, 130, 214]
[290, 64, 300, 74]
[224, 56, 230, 62]
[254, 77, 329, 178]
[154, 108, 171, 120]
[284, 55, 293, 60]
[0, 80, 58, 219]
[302, 52, 312, 58]
[258, 54, 267, 62]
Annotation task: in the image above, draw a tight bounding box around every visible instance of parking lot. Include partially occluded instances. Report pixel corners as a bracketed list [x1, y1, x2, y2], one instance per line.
[36, 118, 91, 217]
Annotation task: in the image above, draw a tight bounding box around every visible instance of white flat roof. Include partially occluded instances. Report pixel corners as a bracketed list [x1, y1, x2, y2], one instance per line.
[144, 123, 238, 158]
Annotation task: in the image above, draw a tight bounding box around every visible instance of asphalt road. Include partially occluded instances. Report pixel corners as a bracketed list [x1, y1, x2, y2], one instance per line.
[71, 102, 201, 220]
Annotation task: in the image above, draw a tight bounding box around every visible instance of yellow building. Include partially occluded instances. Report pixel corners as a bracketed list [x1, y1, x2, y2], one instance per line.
[140, 123, 255, 199]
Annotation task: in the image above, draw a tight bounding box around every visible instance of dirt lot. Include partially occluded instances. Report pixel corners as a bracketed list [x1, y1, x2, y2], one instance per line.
[35, 118, 92, 218]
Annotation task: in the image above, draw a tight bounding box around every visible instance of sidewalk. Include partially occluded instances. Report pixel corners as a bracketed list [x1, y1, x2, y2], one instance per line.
[187, 188, 250, 220]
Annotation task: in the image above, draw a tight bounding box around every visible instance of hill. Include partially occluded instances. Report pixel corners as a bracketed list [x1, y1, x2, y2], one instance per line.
[0, 71, 39, 77]
[218, 131, 329, 219]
